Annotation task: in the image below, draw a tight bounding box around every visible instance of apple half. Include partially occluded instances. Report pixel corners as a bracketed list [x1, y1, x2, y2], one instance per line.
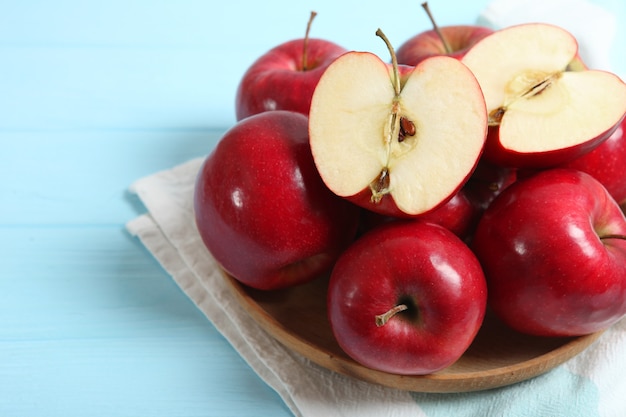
[461, 23, 626, 168]
[309, 31, 487, 217]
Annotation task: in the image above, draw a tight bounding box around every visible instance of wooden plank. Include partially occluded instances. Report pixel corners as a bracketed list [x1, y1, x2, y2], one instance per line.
[0, 226, 291, 416]
[0, 130, 221, 225]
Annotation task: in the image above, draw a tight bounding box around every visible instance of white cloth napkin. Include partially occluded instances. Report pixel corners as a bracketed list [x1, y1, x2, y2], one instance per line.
[126, 1, 626, 416]
[126, 157, 626, 417]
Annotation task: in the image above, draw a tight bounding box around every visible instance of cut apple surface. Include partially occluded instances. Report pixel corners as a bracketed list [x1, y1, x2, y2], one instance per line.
[461, 23, 626, 168]
[309, 37, 487, 217]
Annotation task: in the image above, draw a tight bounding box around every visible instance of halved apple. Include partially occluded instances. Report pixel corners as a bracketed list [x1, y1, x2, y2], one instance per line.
[461, 23, 626, 168]
[309, 30, 487, 217]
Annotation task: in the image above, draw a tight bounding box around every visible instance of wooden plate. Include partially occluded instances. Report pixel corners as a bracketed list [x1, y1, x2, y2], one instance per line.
[220, 270, 604, 393]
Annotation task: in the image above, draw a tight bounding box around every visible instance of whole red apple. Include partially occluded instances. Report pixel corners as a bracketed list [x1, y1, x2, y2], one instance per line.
[396, 25, 493, 66]
[235, 13, 346, 120]
[194, 110, 359, 290]
[415, 190, 479, 240]
[327, 220, 487, 375]
[472, 168, 626, 336]
[462, 159, 517, 215]
[395, 2, 493, 66]
[560, 117, 626, 207]
[357, 189, 479, 241]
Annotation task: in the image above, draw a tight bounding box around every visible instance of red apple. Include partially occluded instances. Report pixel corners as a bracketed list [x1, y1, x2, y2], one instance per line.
[396, 3, 492, 66]
[309, 29, 487, 218]
[416, 190, 479, 239]
[472, 168, 626, 336]
[396, 25, 493, 66]
[462, 160, 517, 213]
[460, 23, 626, 168]
[560, 117, 626, 207]
[357, 189, 478, 240]
[194, 110, 359, 290]
[327, 220, 487, 375]
[235, 12, 347, 120]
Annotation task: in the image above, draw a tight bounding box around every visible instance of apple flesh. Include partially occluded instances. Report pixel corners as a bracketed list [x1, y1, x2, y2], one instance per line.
[327, 220, 487, 375]
[309, 30, 487, 218]
[235, 37, 347, 120]
[194, 110, 360, 290]
[472, 168, 626, 336]
[461, 23, 626, 168]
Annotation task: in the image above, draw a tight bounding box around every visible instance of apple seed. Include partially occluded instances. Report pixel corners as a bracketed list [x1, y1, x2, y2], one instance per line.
[398, 116, 417, 142]
[488, 107, 506, 125]
[370, 168, 391, 203]
[490, 73, 562, 126]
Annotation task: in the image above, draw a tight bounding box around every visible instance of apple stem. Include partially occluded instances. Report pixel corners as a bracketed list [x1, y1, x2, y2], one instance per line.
[600, 234, 626, 241]
[302, 11, 318, 71]
[375, 304, 408, 327]
[421, 2, 452, 54]
[375, 28, 401, 97]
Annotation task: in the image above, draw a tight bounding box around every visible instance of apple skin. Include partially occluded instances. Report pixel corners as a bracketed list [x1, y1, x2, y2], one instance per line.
[235, 38, 347, 120]
[415, 190, 479, 240]
[482, 121, 623, 169]
[396, 25, 493, 66]
[559, 117, 626, 207]
[463, 160, 517, 211]
[328, 220, 487, 375]
[472, 168, 626, 336]
[357, 189, 479, 241]
[194, 110, 360, 290]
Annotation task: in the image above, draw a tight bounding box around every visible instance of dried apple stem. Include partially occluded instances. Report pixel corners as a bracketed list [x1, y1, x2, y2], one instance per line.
[375, 304, 408, 327]
[376, 28, 401, 96]
[370, 29, 402, 199]
[600, 234, 626, 241]
[421, 2, 452, 54]
[302, 11, 317, 71]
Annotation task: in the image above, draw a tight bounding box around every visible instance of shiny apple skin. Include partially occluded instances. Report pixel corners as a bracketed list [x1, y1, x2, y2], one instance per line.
[472, 168, 626, 336]
[415, 190, 479, 240]
[357, 189, 479, 241]
[194, 110, 359, 290]
[328, 220, 487, 375]
[461, 160, 518, 242]
[482, 116, 624, 169]
[235, 38, 347, 121]
[560, 117, 626, 206]
[396, 25, 494, 66]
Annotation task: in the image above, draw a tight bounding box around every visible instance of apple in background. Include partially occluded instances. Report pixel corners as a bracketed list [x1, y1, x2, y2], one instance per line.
[309, 29, 487, 218]
[396, 2, 493, 66]
[472, 168, 626, 337]
[194, 110, 360, 290]
[415, 190, 478, 239]
[560, 117, 626, 208]
[328, 220, 487, 375]
[460, 23, 626, 169]
[462, 160, 517, 213]
[358, 189, 479, 240]
[235, 12, 347, 120]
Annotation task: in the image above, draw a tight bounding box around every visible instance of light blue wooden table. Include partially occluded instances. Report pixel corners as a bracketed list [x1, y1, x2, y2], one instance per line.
[2, 1, 624, 416]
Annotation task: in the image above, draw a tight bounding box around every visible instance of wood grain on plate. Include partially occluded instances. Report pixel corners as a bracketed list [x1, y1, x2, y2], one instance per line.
[220, 270, 603, 393]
